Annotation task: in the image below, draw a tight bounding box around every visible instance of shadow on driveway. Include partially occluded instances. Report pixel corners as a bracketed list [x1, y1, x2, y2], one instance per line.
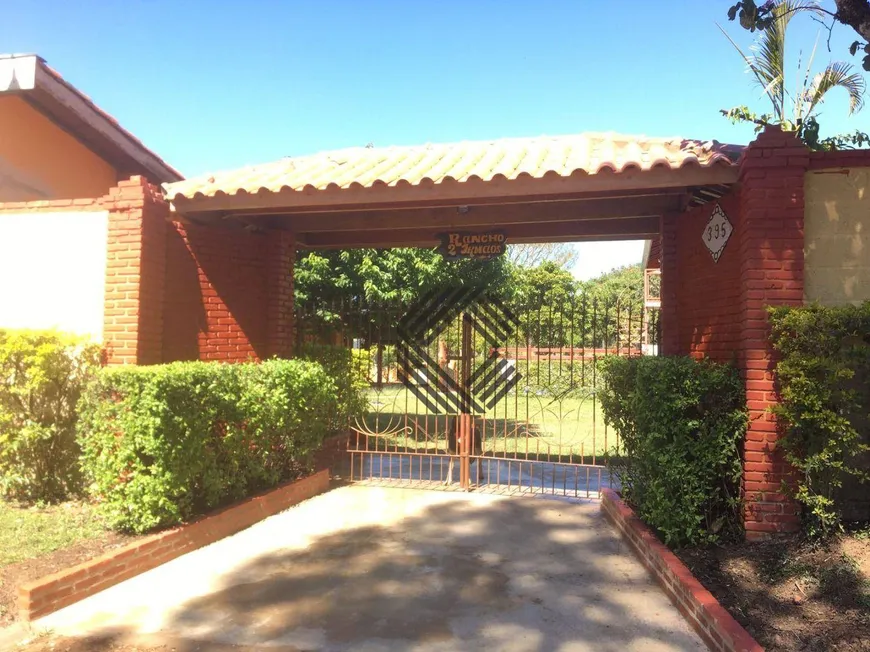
[20, 487, 704, 651]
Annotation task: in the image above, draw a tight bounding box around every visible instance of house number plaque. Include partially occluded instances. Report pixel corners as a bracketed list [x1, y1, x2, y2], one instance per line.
[703, 204, 733, 263]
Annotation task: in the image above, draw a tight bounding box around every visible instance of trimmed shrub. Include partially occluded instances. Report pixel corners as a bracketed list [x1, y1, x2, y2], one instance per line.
[769, 303, 870, 537]
[599, 356, 747, 547]
[297, 344, 369, 432]
[77, 359, 336, 533]
[0, 329, 102, 502]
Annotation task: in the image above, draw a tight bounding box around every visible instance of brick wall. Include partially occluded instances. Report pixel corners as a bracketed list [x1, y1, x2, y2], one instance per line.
[19, 470, 330, 621]
[661, 127, 808, 538]
[265, 231, 296, 358]
[668, 192, 742, 362]
[737, 127, 807, 539]
[601, 489, 762, 652]
[808, 149, 870, 169]
[659, 213, 679, 356]
[163, 222, 269, 362]
[102, 177, 168, 365]
[98, 176, 296, 365]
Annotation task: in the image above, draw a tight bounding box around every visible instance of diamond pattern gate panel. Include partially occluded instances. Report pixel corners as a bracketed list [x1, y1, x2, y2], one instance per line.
[295, 289, 660, 497]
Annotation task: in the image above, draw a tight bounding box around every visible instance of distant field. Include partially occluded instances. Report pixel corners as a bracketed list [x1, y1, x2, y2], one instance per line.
[358, 385, 621, 463]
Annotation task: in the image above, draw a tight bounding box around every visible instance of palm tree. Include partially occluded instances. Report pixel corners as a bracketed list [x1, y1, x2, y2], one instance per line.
[720, 0, 866, 147]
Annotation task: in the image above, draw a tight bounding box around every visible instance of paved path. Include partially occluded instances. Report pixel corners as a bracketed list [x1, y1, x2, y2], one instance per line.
[352, 454, 616, 497]
[29, 486, 705, 651]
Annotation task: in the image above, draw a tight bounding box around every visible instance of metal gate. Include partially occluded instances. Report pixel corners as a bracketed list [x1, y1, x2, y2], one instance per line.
[296, 287, 659, 498]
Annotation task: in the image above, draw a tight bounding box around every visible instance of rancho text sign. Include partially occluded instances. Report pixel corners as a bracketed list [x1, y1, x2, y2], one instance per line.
[438, 231, 507, 260]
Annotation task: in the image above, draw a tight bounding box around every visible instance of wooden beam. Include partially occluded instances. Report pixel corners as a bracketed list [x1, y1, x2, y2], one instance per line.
[170, 165, 738, 214]
[239, 194, 680, 233]
[209, 187, 683, 217]
[297, 216, 660, 249]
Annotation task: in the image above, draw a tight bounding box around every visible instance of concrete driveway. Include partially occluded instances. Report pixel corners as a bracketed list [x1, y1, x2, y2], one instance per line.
[26, 485, 705, 651]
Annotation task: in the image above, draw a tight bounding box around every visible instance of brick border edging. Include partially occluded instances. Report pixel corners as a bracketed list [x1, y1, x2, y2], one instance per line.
[600, 489, 763, 652]
[18, 469, 330, 622]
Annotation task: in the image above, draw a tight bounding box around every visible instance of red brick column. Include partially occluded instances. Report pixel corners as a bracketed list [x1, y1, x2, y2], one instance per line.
[737, 126, 808, 539]
[659, 212, 679, 355]
[102, 176, 168, 365]
[266, 231, 295, 358]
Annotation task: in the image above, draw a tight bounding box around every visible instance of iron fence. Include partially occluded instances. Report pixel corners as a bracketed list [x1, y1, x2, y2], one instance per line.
[296, 290, 660, 497]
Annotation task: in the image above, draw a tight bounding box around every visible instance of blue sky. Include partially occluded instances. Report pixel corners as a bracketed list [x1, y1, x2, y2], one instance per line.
[4, 1, 867, 279]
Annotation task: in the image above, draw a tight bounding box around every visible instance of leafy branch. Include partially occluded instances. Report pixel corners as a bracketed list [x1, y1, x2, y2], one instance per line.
[721, 1, 868, 149]
[728, 0, 870, 69]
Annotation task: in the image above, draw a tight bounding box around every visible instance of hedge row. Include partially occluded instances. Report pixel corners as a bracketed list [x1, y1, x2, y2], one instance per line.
[769, 302, 870, 536]
[1, 329, 367, 534]
[0, 329, 102, 502]
[77, 359, 338, 533]
[599, 356, 747, 547]
[297, 344, 370, 432]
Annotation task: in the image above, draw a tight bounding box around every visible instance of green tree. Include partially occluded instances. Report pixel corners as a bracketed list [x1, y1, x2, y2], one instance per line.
[720, 0, 868, 149]
[581, 264, 645, 348]
[510, 261, 580, 307]
[507, 243, 579, 269]
[294, 248, 514, 349]
[726, 0, 870, 69]
[295, 248, 511, 306]
[509, 262, 581, 347]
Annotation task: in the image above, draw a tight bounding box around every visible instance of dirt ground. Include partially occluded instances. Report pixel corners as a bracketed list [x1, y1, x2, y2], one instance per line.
[677, 533, 870, 652]
[0, 533, 142, 627]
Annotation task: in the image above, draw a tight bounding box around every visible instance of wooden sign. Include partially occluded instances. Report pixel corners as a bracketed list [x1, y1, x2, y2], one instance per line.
[438, 231, 507, 260]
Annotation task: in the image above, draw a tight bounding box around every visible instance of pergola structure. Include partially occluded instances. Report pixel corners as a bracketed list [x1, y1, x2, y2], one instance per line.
[165, 134, 740, 248]
[97, 127, 851, 539]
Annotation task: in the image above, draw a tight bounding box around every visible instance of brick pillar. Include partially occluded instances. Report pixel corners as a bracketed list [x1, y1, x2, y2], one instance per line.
[102, 176, 168, 365]
[738, 126, 808, 539]
[659, 212, 679, 355]
[265, 231, 295, 358]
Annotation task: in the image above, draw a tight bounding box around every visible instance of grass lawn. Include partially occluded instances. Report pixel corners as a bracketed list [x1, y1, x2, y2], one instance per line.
[0, 500, 109, 567]
[360, 385, 621, 462]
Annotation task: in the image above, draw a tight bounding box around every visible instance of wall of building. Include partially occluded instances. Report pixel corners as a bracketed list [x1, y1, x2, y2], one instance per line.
[162, 223, 270, 362]
[0, 95, 118, 201]
[0, 204, 108, 341]
[662, 191, 743, 362]
[96, 177, 296, 366]
[804, 166, 870, 305]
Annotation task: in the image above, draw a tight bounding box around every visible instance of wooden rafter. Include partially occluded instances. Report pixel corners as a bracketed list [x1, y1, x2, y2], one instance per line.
[297, 215, 660, 249]
[234, 194, 682, 233]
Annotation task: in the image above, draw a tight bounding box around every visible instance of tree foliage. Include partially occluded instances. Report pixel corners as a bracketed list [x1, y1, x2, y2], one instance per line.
[599, 356, 748, 546]
[0, 329, 103, 503]
[721, 0, 868, 150]
[727, 0, 870, 70]
[77, 360, 338, 533]
[507, 243, 579, 269]
[768, 303, 870, 537]
[294, 247, 650, 350]
[509, 261, 581, 308]
[294, 248, 512, 306]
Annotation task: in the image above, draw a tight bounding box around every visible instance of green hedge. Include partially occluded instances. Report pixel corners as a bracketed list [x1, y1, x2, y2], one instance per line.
[769, 302, 870, 537]
[599, 356, 747, 546]
[297, 344, 369, 432]
[77, 359, 336, 533]
[0, 329, 102, 502]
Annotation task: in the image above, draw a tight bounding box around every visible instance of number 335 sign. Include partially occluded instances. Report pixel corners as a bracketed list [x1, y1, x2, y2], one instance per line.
[702, 204, 733, 263]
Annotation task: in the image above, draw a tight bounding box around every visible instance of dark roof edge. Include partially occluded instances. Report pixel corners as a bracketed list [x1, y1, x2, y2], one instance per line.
[0, 54, 183, 183]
